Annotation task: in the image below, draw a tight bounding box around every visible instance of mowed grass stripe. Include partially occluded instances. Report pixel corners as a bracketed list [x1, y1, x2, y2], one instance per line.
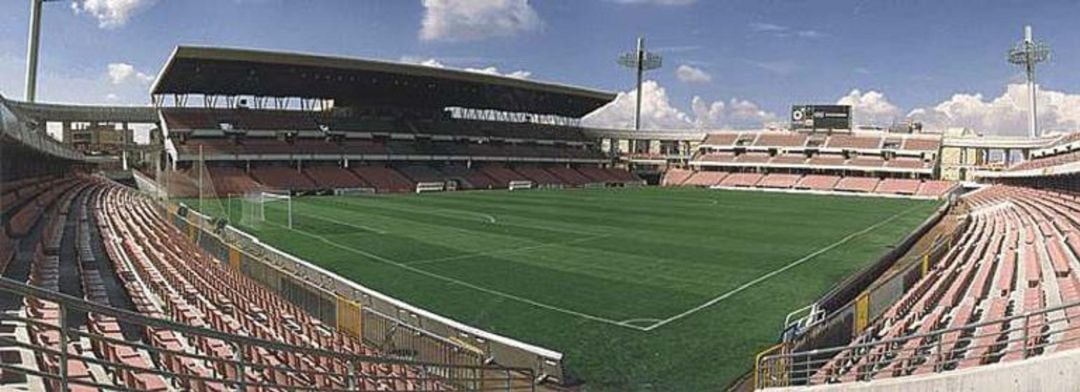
[222, 188, 940, 390]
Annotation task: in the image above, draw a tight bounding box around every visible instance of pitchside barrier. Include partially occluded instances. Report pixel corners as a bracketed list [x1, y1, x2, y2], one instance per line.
[168, 202, 566, 385]
[334, 187, 376, 196]
[752, 202, 970, 388]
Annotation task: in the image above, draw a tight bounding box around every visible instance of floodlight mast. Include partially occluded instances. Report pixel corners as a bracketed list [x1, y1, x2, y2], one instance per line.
[24, 0, 61, 102]
[1008, 25, 1051, 139]
[618, 37, 662, 131]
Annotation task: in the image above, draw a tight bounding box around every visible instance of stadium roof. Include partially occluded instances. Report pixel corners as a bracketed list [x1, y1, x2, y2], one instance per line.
[151, 46, 616, 118]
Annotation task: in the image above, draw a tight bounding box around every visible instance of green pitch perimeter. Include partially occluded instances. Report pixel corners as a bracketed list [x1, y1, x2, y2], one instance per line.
[212, 187, 938, 390]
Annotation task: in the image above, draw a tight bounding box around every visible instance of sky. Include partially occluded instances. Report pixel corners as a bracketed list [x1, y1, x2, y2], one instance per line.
[1, 0, 1079, 136]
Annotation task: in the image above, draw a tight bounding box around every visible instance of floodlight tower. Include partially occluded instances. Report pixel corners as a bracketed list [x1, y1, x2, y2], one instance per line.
[1008, 25, 1051, 139]
[618, 37, 662, 131]
[25, 0, 62, 102]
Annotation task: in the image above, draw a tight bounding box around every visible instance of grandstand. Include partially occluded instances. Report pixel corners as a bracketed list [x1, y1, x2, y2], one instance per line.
[755, 134, 1080, 390]
[659, 130, 956, 199]
[2, 94, 532, 390]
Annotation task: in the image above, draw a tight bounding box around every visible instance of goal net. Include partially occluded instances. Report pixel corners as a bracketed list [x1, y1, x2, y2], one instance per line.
[415, 182, 446, 193]
[508, 180, 534, 191]
[241, 190, 294, 229]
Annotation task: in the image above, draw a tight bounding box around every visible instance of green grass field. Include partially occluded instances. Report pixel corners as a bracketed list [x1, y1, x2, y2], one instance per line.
[205, 187, 938, 390]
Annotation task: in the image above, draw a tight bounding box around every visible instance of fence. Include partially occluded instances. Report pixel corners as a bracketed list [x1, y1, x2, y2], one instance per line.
[756, 298, 1080, 389]
[168, 201, 567, 385]
[0, 276, 535, 391]
[773, 202, 964, 357]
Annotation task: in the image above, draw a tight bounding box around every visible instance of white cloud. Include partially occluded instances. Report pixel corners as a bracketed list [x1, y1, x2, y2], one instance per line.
[749, 22, 826, 39]
[692, 97, 777, 129]
[419, 0, 541, 42]
[837, 89, 902, 127]
[107, 63, 155, 85]
[464, 66, 531, 79]
[675, 65, 711, 84]
[399, 56, 447, 68]
[582, 80, 775, 130]
[71, 0, 156, 29]
[908, 84, 1080, 136]
[583, 81, 693, 129]
[400, 57, 530, 79]
[749, 22, 787, 33]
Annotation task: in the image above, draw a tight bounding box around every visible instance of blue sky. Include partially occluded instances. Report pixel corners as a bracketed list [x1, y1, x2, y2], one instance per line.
[1, 0, 1079, 134]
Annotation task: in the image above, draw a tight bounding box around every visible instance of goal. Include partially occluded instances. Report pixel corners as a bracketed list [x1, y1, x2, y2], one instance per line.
[241, 190, 293, 229]
[508, 180, 534, 191]
[415, 182, 446, 193]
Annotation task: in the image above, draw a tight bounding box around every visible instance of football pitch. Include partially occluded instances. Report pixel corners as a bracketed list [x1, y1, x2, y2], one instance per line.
[211, 187, 939, 390]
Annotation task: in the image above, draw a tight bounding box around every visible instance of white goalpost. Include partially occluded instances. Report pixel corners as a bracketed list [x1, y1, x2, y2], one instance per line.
[508, 180, 534, 191]
[415, 182, 446, 194]
[241, 190, 293, 229]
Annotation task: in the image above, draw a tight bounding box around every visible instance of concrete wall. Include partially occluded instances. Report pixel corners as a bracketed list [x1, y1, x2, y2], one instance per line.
[767, 348, 1080, 392]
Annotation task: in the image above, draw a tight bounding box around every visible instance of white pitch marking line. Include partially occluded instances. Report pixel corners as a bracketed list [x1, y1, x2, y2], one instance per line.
[642, 204, 925, 332]
[406, 234, 611, 267]
[294, 210, 389, 234]
[618, 318, 662, 328]
[266, 221, 649, 331]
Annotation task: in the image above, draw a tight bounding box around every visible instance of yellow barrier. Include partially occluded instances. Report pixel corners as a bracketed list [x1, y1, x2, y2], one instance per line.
[854, 291, 870, 334]
[754, 343, 788, 388]
[336, 297, 363, 338]
[921, 253, 931, 277]
[228, 247, 241, 270]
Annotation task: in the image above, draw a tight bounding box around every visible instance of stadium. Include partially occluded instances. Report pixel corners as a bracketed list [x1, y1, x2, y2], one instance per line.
[3, 1, 1080, 391]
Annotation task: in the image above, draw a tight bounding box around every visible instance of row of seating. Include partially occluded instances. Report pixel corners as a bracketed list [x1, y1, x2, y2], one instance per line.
[2, 174, 463, 390]
[695, 152, 933, 170]
[174, 137, 605, 160]
[162, 108, 592, 143]
[811, 185, 1080, 384]
[164, 164, 643, 196]
[95, 183, 446, 390]
[664, 169, 955, 198]
[701, 131, 942, 152]
[1010, 150, 1080, 172]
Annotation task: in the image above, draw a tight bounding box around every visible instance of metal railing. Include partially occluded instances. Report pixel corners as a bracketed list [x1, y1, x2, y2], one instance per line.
[0, 277, 536, 391]
[171, 204, 567, 384]
[756, 298, 1080, 389]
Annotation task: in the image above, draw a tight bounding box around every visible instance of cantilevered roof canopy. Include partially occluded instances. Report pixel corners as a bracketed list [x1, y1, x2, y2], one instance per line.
[151, 46, 616, 118]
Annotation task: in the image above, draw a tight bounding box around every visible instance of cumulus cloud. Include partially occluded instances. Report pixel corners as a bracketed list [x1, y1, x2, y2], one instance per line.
[582, 80, 775, 130]
[675, 65, 711, 84]
[71, 0, 156, 29]
[464, 66, 531, 79]
[419, 0, 541, 42]
[908, 84, 1080, 136]
[583, 81, 693, 129]
[837, 89, 902, 127]
[692, 97, 778, 129]
[400, 57, 530, 79]
[107, 63, 155, 85]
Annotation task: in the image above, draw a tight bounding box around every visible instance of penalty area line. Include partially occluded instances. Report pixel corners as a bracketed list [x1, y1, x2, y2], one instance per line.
[265, 221, 650, 332]
[294, 210, 389, 234]
[642, 204, 925, 332]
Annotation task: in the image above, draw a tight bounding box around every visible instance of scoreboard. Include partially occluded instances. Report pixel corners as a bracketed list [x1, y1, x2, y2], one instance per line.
[791, 105, 851, 130]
